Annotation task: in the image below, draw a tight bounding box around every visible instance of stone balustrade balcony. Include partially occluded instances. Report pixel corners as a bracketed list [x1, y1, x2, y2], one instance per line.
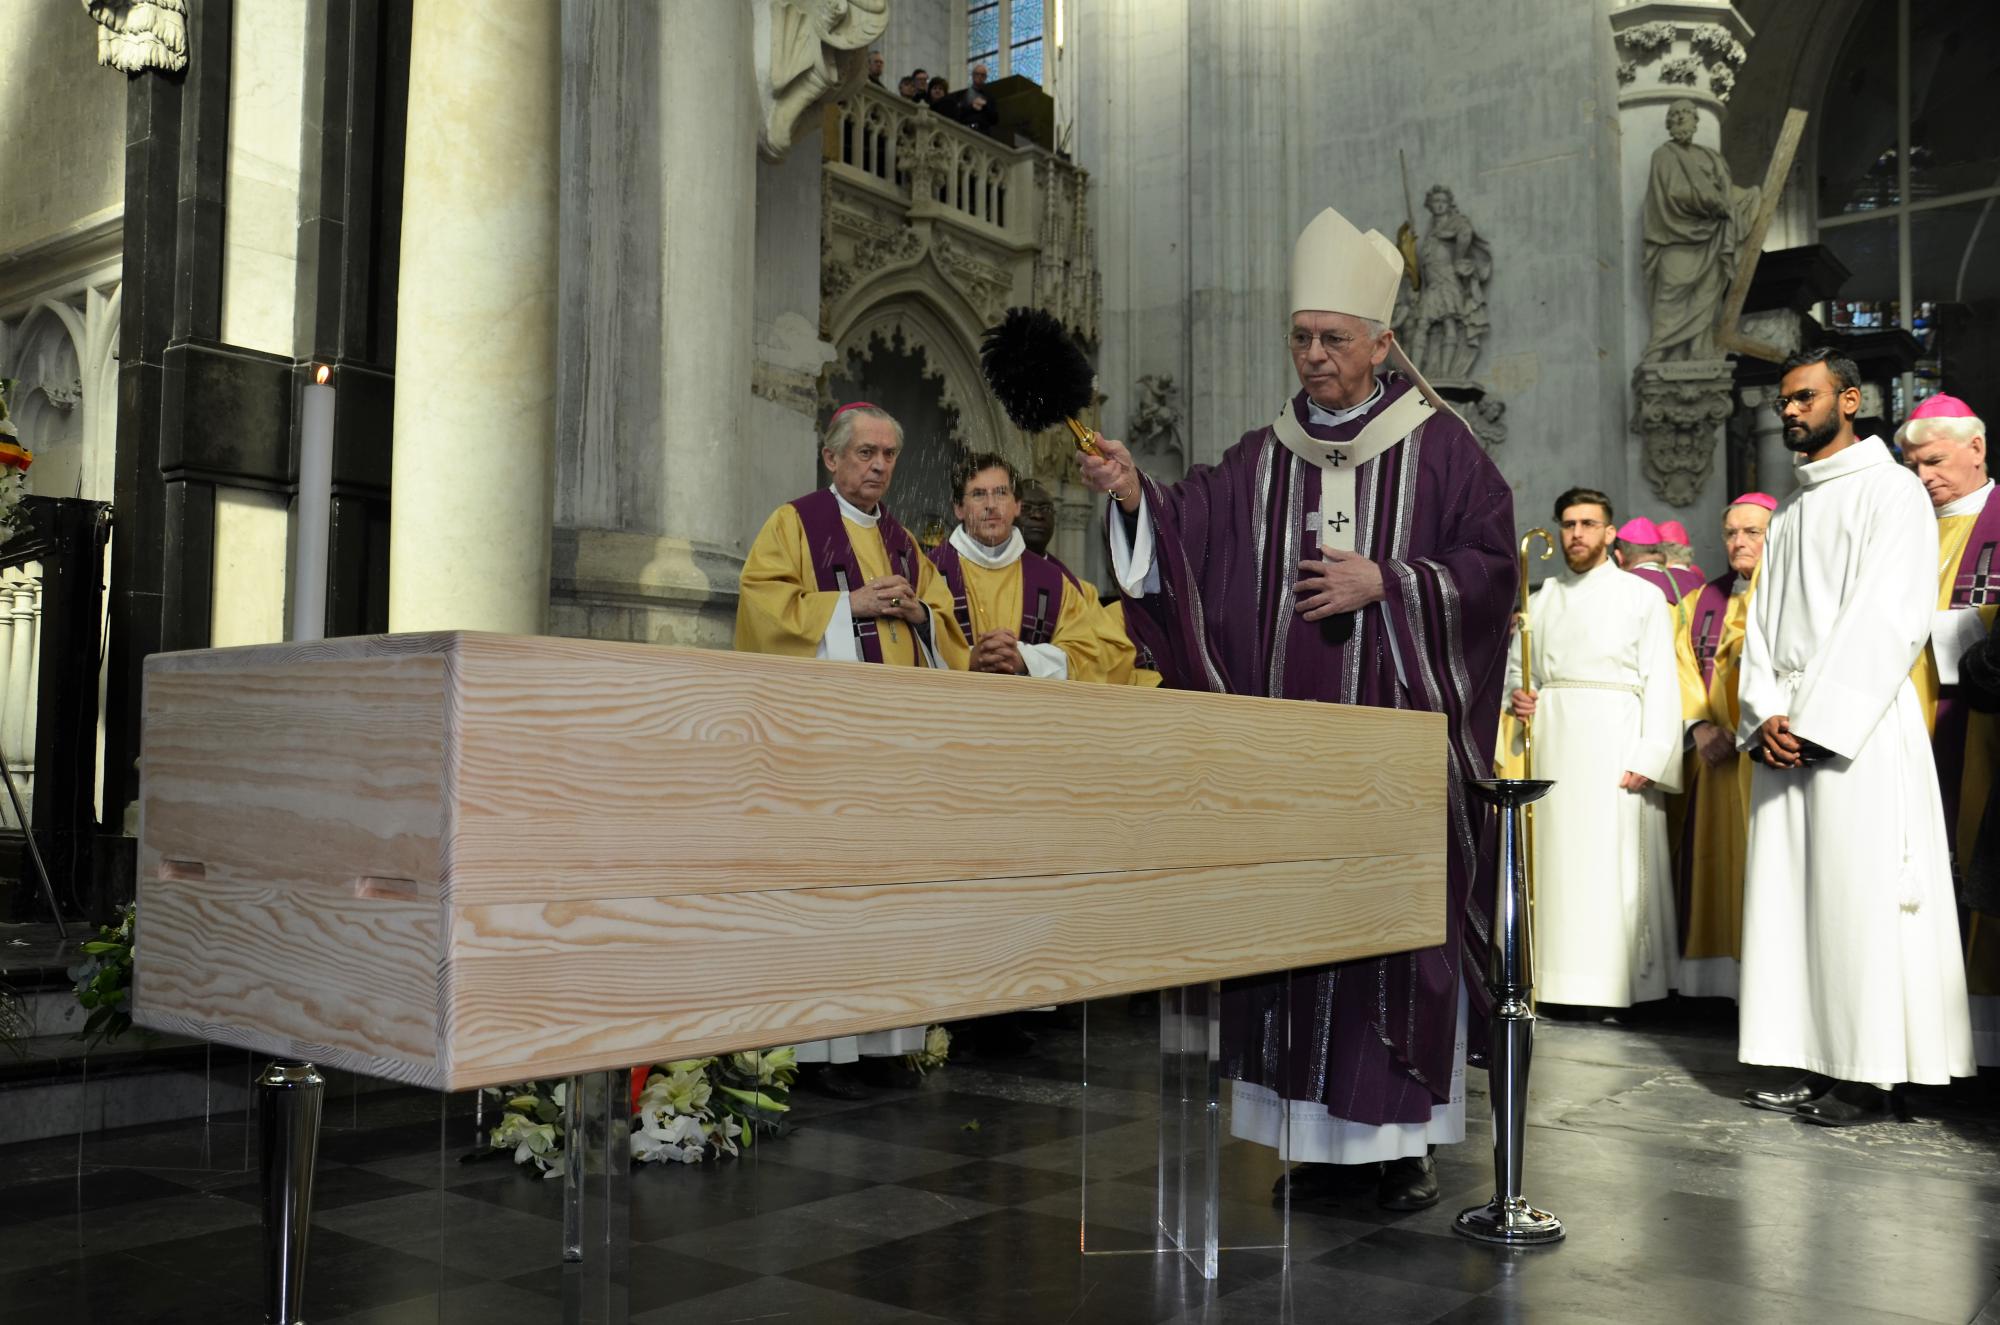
[821, 83, 1099, 352]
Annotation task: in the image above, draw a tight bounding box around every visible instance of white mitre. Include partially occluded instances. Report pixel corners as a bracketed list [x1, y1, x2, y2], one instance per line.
[1289, 205, 1458, 421]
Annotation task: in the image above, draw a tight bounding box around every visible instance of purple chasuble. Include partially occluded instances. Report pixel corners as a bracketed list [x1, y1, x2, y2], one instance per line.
[928, 540, 1072, 645]
[790, 488, 925, 665]
[1116, 375, 1517, 1126]
[1630, 564, 1702, 606]
[1688, 572, 1735, 689]
[1934, 497, 2000, 836]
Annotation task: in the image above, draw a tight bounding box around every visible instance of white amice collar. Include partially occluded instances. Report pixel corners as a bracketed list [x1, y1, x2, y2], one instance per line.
[1305, 379, 1385, 428]
[949, 524, 1025, 569]
[832, 484, 880, 527]
[1937, 479, 1994, 519]
[1560, 557, 1620, 583]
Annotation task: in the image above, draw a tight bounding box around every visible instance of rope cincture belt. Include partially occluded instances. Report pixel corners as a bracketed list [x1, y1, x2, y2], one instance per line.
[1539, 678, 1644, 698]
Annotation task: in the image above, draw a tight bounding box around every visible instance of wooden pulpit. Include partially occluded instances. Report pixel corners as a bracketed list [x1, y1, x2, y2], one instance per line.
[133, 632, 1448, 1087]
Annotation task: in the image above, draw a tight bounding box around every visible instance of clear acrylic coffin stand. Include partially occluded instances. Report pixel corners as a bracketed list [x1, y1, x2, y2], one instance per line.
[1079, 978, 1291, 1280]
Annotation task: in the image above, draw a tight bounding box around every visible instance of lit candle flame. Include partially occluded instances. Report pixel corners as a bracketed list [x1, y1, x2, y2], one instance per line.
[314, 364, 331, 386]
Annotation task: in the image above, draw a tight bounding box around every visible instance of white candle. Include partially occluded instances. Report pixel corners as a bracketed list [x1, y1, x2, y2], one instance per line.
[291, 365, 335, 642]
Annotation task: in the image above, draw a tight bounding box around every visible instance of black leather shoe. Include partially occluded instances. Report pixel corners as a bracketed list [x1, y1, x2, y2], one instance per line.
[1796, 1082, 1897, 1128]
[1742, 1074, 1832, 1114]
[1377, 1153, 1439, 1211]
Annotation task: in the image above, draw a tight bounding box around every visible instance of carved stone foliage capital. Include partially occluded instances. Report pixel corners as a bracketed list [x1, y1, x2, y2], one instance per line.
[81, 0, 187, 74]
[763, 0, 890, 161]
[1633, 361, 1734, 506]
[1610, 3, 1751, 111]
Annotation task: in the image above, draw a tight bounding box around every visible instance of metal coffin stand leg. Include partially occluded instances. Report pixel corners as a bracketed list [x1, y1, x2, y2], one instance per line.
[1454, 779, 1564, 1247]
[259, 1061, 324, 1324]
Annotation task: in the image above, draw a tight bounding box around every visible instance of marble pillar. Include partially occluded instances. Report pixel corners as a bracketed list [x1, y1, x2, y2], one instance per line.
[551, 1, 858, 649]
[1611, 0, 1753, 542]
[660, 6, 758, 557]
[387, 0, 561, 635]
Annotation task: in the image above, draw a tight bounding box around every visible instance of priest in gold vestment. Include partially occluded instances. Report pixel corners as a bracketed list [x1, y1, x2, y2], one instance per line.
[735, 402, 969, 1094]
[1901, 393, 2000, 1066]
[931, 457, 1102, 681]
[1671, 492, 1772, 999]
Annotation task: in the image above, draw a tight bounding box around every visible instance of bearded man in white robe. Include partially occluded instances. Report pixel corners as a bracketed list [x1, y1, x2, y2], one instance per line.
[1508, 486, 1684, 1011]
[1737, 348, 1975, 1126]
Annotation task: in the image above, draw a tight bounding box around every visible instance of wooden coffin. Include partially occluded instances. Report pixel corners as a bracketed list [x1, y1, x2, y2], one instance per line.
[134, 632, 1447, 1091]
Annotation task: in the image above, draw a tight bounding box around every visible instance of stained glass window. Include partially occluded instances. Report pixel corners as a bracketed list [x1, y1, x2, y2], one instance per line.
[969, 0, 1049, 86]
[1011, 0, 1043, 44]
[968, 3, 1000, 65]
[1009, 39, 1044, 85]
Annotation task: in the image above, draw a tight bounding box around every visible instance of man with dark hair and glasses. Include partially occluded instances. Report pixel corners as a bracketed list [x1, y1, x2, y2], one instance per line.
[1735, 348, 1974, 1126]
[1506, 486, 1684, 1015]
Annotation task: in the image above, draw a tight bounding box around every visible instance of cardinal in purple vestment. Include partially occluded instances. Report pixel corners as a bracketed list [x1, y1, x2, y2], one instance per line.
[1079, 207, 1516, 1210]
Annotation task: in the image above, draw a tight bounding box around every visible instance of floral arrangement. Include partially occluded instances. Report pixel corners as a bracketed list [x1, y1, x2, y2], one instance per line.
[487, 1046, 800, 1178]
[489, 1080, 569, 1175]
[70, 903, 137, 1048]
[0, 380, 33, 540]
[908, 1023, 951, 1074]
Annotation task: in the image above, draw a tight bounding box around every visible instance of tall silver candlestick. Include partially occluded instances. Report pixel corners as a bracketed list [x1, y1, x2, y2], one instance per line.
[1455, 778, 1564, 1247]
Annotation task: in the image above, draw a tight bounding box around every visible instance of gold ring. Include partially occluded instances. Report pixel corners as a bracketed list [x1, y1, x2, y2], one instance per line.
[889, 596, 901, 607]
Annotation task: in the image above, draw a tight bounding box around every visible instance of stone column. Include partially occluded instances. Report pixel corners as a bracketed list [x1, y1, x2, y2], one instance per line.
[660, 6, 758, 557]
[387, 1, 561, 635]
[1611, 1, 1752, 524]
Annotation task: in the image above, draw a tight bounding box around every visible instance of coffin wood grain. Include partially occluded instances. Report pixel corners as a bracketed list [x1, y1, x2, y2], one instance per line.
[135, 631, 1451, 1090]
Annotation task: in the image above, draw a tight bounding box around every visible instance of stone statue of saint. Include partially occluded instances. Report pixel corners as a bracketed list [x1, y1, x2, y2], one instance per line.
[1641, 99, 1759, 362]
[1400, 186, 1492, 383]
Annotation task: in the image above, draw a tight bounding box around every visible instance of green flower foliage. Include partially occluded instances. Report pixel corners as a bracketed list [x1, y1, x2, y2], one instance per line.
[69, 904, 137, 1049]
[487, 1047, 803, 1176]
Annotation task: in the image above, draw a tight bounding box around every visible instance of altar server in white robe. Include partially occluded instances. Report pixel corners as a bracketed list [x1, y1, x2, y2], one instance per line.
[1508, 485, 1684, 1009]
[1737, 348, 1975, 1127]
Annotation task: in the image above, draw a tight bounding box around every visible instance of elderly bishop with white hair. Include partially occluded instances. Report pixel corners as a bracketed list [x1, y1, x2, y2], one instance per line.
[1078, 207, 1516, 1210]
[1901, 392, 2000, 1067]
[736, 402, 970, 1095]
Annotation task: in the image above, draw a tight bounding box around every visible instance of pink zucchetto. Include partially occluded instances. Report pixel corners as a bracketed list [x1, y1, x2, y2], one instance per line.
[1729, 492, 1778, 512]
[1895, 393, 1986, 450]
[1617, 516, 1662, 544]
[1657, 519, 1691, 545]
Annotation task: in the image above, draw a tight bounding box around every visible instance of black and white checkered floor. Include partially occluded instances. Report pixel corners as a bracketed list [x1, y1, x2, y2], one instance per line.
[1, 1000, 1995, 1323]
